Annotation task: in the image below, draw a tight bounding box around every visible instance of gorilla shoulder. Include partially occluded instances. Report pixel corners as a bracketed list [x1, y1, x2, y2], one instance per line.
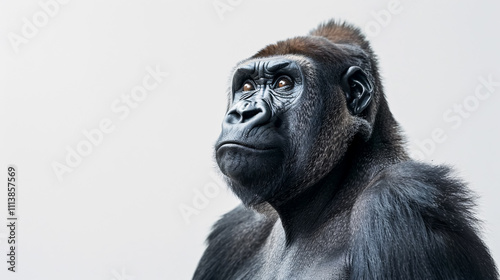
[194, 204, 277, 279]
[351, 161, 492, 279]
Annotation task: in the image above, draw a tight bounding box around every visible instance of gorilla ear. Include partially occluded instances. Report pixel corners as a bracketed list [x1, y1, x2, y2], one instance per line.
[341, 66, 374, 115]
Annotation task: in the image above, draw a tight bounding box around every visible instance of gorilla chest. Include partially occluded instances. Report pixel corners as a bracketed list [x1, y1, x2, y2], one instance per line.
[236, 230, 350, 280]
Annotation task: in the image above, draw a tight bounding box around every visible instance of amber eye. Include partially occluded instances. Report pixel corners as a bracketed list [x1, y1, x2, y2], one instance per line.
[243, 82, 255, 91]
[276, 77, 293, 89]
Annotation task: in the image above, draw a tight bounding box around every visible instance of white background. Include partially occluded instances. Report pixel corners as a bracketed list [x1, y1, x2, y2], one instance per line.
[0, 0, 499, 279]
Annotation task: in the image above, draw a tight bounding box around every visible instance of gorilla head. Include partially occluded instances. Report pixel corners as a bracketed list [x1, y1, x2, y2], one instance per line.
[215, 23, 389, 207]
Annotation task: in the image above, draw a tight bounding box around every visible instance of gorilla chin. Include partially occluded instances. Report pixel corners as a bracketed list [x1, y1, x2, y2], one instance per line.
[216, 142, 285, 205]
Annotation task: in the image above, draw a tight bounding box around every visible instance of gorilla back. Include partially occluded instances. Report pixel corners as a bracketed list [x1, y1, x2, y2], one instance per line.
[193, 21, 498, 280]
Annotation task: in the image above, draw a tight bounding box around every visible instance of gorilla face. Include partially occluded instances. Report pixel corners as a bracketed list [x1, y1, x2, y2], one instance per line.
[215, 57, 314, 205]
[215, 49, 374, 206]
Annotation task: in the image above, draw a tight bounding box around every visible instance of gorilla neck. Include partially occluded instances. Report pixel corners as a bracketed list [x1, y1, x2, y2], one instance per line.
[268, 159, 351, 243]
[269, 104, 406, 243]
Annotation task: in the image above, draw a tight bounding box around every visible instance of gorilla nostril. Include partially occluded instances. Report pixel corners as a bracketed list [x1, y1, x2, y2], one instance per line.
[241, 108, 262, 122]
[225, 100, 271, 126]
[226, 111, 242, 124]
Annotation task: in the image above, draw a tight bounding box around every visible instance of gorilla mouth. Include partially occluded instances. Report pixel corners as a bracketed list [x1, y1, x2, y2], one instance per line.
[216, 141, 277, 151]
[215, 140, 284, 191]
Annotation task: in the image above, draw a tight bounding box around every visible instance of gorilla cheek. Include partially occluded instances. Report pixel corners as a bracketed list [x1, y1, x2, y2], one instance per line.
[216, 145, 284, 185]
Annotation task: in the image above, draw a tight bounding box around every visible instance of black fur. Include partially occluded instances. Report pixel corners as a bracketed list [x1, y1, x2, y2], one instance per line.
[193, 20, 498, 280]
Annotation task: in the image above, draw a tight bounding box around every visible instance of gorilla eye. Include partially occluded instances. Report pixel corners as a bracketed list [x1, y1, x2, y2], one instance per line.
[243, 82, 255, 91]
[275, 77, 293, 90]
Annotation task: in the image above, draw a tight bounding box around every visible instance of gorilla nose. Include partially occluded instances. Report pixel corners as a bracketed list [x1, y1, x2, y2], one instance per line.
[224, 100, 272, 127]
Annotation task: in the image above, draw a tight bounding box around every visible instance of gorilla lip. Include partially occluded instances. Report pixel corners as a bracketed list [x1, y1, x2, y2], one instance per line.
[216, 141, 276, 151]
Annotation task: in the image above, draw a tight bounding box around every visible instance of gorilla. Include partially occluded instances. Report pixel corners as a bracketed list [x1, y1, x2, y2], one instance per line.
[193, 20, 498, 279]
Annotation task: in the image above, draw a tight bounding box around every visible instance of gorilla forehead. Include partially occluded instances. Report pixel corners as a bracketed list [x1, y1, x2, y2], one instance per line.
[237, 59, 294, 74]
[252, 36, 354, 66]
[234, 55, 313, 76]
